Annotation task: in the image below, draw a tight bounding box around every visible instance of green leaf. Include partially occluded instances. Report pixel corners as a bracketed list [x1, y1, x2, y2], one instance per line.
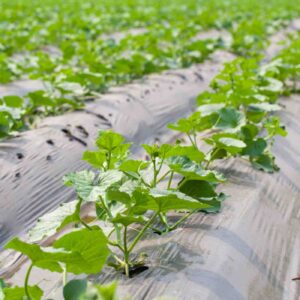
[111, 187, 213, 214]
[246, 108, 265, 123]
[28, 200, 81, 242]
[248, 103, 281, 112]
[213, 107, 245, 131]
[205, 133, 246, 155]
[111, 213, 146, 226]
[264, 116, 287, 137]
[106, 189, 132, 206]
[3, 285, 43, 300]
[209, 148, 228, 161]
[251, 154, 279, 173]
[96, 131, 130, 152]
[119, 179, 139, 195]
[64, 170, 123, 201]
[28, 90, 55, 107]
[92, 131, 131, 169]
[88, 170, 124, 201]
[63, 280, 118, 300]
[56, 97, 82, 109]
[6, 229, 109, 276]
[146, 189, 213, 213]
[3, 96, 23, 108]
[0, 111, 14, 137]
[142, 143, 172, 159]
[168, 111, 213, 133]
[63, 279, 87, 300]
[179, 180, 225, 213]
[64, 170, 95, 199]
[0, 67, 13, 84]
[240, 124, 259, 140]
[53, 227, 110, 274]
[118, 159, 149, 173]
[197, 91, 228, 106]
[259, 77, 283, 93]
[167, 156, 225, 182]
[0, 279, 6, 300]
[242, 138, 267, 157]
[179, 180, 217, 198]
[168, 117, 194, 133]
[217, 137, 246, 154]
[98, 170, 124, 190]
[165, 145, 205, 162]
[4, 239, 71, 272]
[96, 281, 118, 300]
[197, 103, 225, 116]
[82, 151, 106, 169]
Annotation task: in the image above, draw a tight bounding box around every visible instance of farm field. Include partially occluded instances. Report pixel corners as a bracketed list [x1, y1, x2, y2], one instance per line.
[0, 0, 300, 299]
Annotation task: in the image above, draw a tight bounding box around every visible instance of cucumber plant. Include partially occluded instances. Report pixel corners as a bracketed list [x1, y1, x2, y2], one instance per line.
[169, 57, 287, 172]
[262, 37, 300, 94]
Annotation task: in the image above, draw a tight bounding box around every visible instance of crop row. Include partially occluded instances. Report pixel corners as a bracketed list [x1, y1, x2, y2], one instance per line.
[1, 26, 300, 299]
[1, 0, 300, 138]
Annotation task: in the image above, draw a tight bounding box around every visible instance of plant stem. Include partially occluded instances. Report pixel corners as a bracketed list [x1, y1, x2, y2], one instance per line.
[150, 226, 163, 234]
[192, 133, 198, 150]
[140, 176, 151, 188]
[124, 170, 151, 187]
[169, 210, 195, 231]
[205, 159, 212, 169]
[156, 158, 165, 177]
[177, 178, 187, 189]
[159, 213, 170, 232]
[79, 219, 92, 230]
[205, 147, 218, 169]
[108, 240, 124, 252]
[62, 265, 67, 286]
[113, 254, 125, 266]
[151, 159, 158, 187]
[106, 150, 112, 170]
[107, 228, 115, 239]
[157, 170, 171, 184]
[123, 226, 130, 277]
[24, 263, 34, 300]
[187, 133, 197, 149]
[128, 212, 159, 253]
[99, 196, 122, 245]
[167, 171, 174, 189]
